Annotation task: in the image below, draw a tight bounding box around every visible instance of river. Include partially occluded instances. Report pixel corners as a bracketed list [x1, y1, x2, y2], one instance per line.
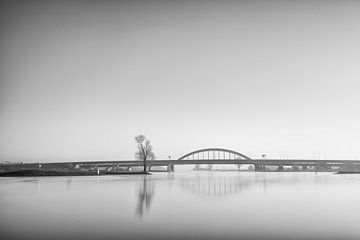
[1, 171, 360, 240]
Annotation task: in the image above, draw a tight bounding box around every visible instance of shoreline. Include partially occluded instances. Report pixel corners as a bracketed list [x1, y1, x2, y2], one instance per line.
[336, 171, 360, 174]
[0, 169, 151, 177]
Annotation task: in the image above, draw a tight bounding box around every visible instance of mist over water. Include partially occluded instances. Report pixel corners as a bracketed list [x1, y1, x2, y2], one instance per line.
[1, 172, 360, 240]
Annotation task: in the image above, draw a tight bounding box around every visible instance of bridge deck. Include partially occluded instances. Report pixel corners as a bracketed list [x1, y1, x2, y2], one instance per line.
[3, 159, 360, 168]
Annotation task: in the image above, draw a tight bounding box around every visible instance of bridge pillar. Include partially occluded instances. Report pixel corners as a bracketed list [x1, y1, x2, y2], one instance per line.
[292, 165, 300, 171]
[315, 163, 327, 172]
[255, 164, 266, 172]
[168, 164, 174, 172]
[255, 164, 260, 171]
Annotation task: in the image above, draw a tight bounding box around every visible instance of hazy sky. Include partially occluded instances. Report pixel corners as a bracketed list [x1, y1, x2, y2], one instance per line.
[1, 0, 360, 162]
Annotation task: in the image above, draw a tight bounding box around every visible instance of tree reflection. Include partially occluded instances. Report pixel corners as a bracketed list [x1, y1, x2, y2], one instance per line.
[136, 176, 155, 217]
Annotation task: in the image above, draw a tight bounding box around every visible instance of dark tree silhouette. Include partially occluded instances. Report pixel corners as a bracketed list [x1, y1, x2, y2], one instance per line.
[135, 135, 155, 173]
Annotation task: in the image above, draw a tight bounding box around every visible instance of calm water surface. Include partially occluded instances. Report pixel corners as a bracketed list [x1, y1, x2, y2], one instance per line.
[1, 172, 360, 240]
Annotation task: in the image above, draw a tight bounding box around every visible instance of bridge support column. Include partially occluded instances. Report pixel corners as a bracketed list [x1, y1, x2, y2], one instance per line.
[292, 165, 300, 171]
[315, 163, 327, 172]
[255, 164, 266, 171]
[168, 164, 174, 172]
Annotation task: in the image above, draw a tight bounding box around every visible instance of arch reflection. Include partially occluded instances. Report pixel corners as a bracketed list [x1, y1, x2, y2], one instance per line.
[181, 175, 252, 198]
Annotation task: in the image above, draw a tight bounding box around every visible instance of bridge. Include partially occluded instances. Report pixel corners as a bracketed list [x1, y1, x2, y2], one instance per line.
[2, 148, 360, 173]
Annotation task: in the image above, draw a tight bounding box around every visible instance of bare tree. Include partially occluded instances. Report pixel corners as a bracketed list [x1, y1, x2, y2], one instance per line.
[135, 135, 155, 173]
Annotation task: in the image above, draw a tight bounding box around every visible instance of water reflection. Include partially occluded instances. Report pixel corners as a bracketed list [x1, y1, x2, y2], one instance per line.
[179, 172, 335, 198]
[2, 173, 360, 240]
[181, 175, 251, 197]
[136, 176, 155, 217]
[66, 177, 72, 191]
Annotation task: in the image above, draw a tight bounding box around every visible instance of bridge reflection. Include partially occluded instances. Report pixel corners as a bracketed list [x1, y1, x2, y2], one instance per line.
[180, 175, 252, 197]
[134, 172, 337, 216]
[135, 174, 257, 206]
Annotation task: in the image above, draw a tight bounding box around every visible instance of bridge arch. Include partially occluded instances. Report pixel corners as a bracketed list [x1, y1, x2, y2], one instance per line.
[178, 148, 252, 160]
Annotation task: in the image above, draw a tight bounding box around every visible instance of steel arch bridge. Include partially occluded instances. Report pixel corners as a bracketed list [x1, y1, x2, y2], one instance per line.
[178, 148, 252, 161]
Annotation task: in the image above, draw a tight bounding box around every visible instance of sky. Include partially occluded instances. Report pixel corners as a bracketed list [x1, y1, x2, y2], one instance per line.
[1, 0, 360, 162]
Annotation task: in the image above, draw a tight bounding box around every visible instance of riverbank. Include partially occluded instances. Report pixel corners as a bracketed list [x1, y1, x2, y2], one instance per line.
[0, 169, 150, 177]
[336, 171, 360, 174]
